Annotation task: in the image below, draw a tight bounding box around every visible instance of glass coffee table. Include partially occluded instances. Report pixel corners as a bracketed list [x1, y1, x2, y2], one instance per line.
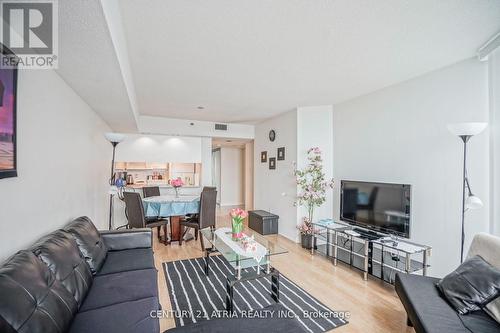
[200, 227, 288, 311]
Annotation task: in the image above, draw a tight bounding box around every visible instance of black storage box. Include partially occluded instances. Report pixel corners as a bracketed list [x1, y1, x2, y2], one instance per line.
[248, 210, 279, 235]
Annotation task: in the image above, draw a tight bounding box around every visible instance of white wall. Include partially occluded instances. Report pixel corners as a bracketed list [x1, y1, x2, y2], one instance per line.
[115, 134, 203, 162]
[297, 106, 334, 226]
[0, 69, 111, 262]
[332, 58, 490, 277]
[201, 137, 213, 187]
[254, 111, 298, 241]
[244, 141, 254, 210]
[489, 48, 500, 236]
[220, 147, 244, 206]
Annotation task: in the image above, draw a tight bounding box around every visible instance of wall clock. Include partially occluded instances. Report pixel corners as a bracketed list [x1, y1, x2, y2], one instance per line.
[269, 129, 276, 142]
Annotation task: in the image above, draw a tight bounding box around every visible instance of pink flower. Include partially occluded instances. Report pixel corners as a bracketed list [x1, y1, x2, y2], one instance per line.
[170, 178, 184, 187]
[230, 208, 248, 219]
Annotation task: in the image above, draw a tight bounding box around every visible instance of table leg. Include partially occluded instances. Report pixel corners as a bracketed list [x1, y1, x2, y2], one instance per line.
[235, 256, 241, 280]
[326, 229, 330, 257]
[271, 269, 280, 303]
[226, 277, 234, 312]
[363, 239, 369, 281]
[204, 249, 210, 276]
[333, 231, 338, 266]
[170, 216, 181, 241]
[423, 250, 428, 276]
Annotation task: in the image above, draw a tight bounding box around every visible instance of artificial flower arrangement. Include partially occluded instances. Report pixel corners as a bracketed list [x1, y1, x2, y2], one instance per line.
[170, 178, 184, 197]
[230, 208, 248, 241]
[295, 147, 334, 248]
[170, 178, 184, 188]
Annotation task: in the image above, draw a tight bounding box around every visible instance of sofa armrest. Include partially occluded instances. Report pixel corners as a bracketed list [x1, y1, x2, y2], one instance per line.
[100, 229, 152, 251]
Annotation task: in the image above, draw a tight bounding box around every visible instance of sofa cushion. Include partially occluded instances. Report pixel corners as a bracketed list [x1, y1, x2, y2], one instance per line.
[65, 216, 107, 275]
[395, 273, 500, 333]
[436, 255, 500, 314]
[0, 251, 78, 333]
[69, 297, 160, 333]
[79, 268, 158, 312]
[96, 248, 154, 276]
[31, 230, 93, 307]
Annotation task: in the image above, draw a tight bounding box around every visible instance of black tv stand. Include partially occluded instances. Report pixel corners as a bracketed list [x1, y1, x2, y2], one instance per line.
[352, 228, 380, 240]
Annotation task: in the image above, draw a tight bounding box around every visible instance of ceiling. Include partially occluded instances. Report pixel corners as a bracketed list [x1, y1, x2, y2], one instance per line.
[57, 0, 137, 132]
[58, 0, 500, 129]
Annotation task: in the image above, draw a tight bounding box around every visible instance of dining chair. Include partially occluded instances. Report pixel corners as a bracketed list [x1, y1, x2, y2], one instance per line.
[142, 186, 162, 236]
[142, 186, 160, 198]
[123, 191, 169, 245]
[179, 189, 217, 250]
[185, 186, 216, 220]
[202, 186, 216, 192]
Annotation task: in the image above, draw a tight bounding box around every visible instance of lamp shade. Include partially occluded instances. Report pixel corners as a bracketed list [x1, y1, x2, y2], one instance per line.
[466, 195, 483, 210]
[447, 122, 488, 136]
[104, 132, 125, 143]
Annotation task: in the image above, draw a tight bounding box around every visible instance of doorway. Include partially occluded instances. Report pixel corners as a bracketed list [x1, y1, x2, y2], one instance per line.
[212, 138, 254, 211]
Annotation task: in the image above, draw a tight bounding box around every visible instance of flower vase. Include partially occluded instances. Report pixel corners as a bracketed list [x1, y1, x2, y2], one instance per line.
[174, 187, 180, 198]
[301, 234, 314, 249]
[231, 220, 243, 241]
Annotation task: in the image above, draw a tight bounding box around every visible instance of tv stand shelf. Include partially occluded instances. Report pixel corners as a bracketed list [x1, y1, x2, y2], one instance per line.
[311, 219, 431, 283]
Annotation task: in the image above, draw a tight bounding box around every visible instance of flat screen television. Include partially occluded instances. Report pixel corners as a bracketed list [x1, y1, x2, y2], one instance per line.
[340, 180, 411, 238]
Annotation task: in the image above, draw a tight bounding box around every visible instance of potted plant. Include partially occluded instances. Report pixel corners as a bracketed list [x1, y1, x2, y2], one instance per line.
[230, 208, 248, 241]
[295, 147, 334, 249]
[170, 178, 184, 198]
[297, 217, 315, 249]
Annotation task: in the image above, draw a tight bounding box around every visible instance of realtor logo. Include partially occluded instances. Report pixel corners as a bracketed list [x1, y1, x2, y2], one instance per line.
[0, 0, 58, 69]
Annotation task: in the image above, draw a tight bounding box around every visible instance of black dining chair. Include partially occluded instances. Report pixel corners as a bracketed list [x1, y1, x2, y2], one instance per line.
[142, 186, 163, 236]
[143, 186, 160, 198]
[202, 186, 217, 192]
[179, 189, 217, 251]
[123, 192, 169, 245]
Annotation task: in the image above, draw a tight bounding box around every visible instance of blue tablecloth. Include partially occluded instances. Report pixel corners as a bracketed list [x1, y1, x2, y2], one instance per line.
[142, 195, 200, 217]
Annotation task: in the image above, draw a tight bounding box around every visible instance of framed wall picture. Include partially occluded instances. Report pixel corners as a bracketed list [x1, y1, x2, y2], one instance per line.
[261, 151, 267, 163]
[277, 147, 285, 160]
[0, 45, 18, 179]
[269, 157, 276, 170]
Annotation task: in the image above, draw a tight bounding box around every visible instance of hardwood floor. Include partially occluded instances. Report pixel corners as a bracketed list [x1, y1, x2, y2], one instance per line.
[153, 209, 415, 333]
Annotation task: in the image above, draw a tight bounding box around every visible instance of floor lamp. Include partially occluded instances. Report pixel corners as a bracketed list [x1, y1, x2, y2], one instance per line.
[447, 122, 487, 263]
[105, 132, 125, 230]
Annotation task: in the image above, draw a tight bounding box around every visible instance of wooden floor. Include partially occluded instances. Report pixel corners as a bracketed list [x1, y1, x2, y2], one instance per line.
[153, 208, 415, 333]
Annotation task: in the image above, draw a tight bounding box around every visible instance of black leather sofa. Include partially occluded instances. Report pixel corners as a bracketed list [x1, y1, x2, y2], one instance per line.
[395, 233, 500, 333]
[395, 273, 499, 333]
[0, 216, 160, 333]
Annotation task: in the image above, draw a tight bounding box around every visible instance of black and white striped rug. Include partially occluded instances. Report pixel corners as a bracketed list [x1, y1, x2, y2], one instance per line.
[162, 256, 348, 332]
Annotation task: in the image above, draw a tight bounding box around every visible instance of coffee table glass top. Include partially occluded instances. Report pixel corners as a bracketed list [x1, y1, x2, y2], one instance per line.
[200, 228, 287, 270]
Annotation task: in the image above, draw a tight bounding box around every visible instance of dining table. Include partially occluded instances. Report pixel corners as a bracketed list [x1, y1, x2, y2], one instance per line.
[142, 194, 200, 243]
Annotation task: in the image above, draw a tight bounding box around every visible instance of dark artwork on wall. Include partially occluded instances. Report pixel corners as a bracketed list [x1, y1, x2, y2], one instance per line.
[269, 157, 276, 170]
[277, 147, 285, 160]
[261, 151, 267, 163]
[0, 45, 18, 179]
